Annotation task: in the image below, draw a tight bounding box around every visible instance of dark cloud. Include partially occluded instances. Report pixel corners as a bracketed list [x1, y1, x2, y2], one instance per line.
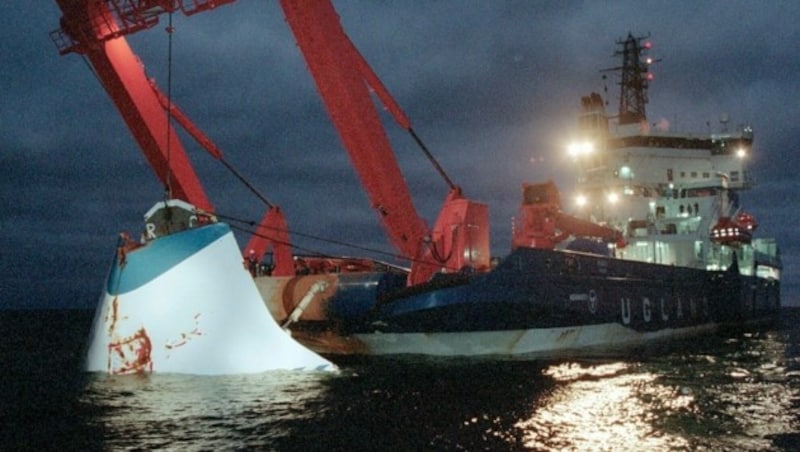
[2, 1, 798, 307]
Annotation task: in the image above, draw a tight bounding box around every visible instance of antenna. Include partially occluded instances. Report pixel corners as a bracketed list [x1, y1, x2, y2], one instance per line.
[601, 33, 660, 125]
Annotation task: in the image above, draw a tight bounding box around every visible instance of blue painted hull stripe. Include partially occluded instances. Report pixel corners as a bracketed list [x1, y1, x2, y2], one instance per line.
[106, 223, 231, 295]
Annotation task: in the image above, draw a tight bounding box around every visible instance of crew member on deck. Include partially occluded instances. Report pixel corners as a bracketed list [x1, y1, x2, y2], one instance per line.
[246, 249, 258, 277]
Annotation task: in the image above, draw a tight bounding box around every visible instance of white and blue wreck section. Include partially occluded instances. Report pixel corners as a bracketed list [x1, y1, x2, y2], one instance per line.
[85, 200, 334, 375]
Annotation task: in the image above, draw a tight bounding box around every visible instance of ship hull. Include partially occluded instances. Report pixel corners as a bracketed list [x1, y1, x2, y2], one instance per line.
[85, 222, 334, 374]
[351, 322, 719, 357]
[277, 247, 780, 358]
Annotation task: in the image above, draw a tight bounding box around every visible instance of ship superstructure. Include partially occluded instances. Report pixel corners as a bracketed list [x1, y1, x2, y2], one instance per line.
[568, 34, 780, 292]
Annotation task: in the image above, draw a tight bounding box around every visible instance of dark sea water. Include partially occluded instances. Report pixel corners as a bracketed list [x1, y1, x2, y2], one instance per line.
[2, 308, 799, 451]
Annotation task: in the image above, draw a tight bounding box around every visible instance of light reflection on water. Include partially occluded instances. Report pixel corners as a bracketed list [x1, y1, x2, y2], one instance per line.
[518, 327, 800, 451]
[81, 371, 335, 450]
[517, 362, 692, 450]
[76, 317, 800, 451]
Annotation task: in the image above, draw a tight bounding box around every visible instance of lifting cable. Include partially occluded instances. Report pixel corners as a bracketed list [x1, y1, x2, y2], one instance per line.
[217, 212, 407, 261]
[408, 127, 457, 191]
[218, 212, 461, 272]
[226, 222, 336, 259]
[428, 239, 453, 264]
[73, 11, 179, 201]
[407, 127, 457, 264]
[216, 158, 274, 209]
[163, 10, 175, 199]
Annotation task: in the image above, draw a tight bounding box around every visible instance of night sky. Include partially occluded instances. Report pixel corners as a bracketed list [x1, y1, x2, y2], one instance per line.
[2, 1, 798, 308]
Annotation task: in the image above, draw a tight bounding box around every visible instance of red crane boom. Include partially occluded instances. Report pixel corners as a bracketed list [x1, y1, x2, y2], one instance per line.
[52, 0, 225, 212]
[279, 0, 490, 284]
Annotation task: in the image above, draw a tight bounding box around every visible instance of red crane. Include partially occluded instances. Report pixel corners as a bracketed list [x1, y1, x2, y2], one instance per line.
[278, 0, 490, 284]
[52, 0, 294, 276]
[52, 0, 491, 285]
[512, 181, 624, 250]
[51, 0, 237, 212]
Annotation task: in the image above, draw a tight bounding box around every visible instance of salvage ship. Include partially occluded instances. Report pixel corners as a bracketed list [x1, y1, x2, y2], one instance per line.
[274, 33, 782, 358]
[51, 2, 780, 373]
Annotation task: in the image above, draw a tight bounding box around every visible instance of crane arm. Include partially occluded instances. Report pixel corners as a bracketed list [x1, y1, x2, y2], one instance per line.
[54, 1, 297, 276]
[512, 181, 624, 250]
[279, 0, 429, 265]
[280, 0, 491, 284]
[54, 0, 215, 212]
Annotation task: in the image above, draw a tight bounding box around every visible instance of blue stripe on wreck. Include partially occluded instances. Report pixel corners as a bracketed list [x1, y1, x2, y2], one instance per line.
[105, 223, 231, 295]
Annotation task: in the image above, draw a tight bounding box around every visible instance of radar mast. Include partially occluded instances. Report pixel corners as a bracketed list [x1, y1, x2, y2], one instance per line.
[604, 33, 656, 125]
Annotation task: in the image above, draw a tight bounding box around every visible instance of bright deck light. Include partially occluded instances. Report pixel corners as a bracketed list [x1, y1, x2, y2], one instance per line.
[568, 141, 594, 157]
[575, 194, 587, 206]
[736, 148, 746, 158]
